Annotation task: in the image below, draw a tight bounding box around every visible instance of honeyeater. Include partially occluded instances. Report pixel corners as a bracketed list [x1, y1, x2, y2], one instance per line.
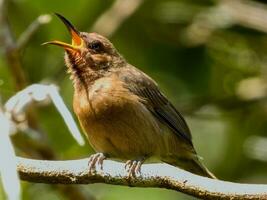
[44, 13, 215, 178]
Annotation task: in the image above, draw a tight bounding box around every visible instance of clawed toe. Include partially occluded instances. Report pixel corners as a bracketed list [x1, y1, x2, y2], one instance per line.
[88, 153, 106, 174]
[124, 159, 144, 177]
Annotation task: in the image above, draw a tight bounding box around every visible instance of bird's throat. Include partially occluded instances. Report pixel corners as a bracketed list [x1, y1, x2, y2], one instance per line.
[64, 52, 99, 92]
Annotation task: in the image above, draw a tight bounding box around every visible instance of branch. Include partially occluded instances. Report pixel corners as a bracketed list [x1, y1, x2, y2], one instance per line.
[0, 110, 21, 200]
[17, 157, 267, 200]
[1, 84, 89, 200]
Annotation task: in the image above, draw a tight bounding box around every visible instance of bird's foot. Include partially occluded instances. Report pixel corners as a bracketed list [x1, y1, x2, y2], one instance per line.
[124, 158, 144, 178]
[88, 153, 106, 174]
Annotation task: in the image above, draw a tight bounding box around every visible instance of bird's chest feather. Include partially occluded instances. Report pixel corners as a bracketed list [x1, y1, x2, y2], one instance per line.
[73, 76, 160, 157]
[73, 76, 140, 121]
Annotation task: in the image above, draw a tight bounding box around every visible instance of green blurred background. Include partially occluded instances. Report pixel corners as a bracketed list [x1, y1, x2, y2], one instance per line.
[1, 0, 267, 199]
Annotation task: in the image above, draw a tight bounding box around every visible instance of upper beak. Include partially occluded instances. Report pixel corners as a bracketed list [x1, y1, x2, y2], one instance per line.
[42, 13, 83, 51]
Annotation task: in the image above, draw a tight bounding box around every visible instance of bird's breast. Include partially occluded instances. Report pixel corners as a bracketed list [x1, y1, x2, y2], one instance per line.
[73, 76, 141, 120]
[72, 75, 162, 158]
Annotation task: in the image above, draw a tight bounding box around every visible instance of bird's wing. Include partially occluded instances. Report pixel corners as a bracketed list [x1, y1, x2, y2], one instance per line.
[117, 66, 193, 145]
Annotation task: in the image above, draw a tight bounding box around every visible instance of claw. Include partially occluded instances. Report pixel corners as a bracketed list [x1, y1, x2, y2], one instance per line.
[125, 160, 132, 170]
[124, 158, 145, 178]
[135, 161, 142, 175]
[97, 154, 106, 170]
[88, 153, 106, 174]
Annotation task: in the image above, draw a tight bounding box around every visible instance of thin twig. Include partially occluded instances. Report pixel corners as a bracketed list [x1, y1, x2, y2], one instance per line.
[4, 84, 85, 146]
[91, 0, 144, 37]
[17, 14, 52, 50]
[17, 157, 267, 200]
[184, 0, 267, 45]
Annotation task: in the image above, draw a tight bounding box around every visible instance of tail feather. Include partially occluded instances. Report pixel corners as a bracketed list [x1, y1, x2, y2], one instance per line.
[162, 156, 216, 179]
[194, 159, 217, 179]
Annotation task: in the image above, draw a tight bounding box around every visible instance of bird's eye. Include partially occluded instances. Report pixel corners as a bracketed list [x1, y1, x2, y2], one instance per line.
[89, 41, 102, 51]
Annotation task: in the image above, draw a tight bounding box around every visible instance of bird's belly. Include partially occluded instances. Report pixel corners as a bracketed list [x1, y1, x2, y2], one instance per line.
[78, 97, 162, 160]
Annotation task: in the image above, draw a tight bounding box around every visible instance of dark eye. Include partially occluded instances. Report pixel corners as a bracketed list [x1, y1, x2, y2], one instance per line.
[89, 41, 102, 51]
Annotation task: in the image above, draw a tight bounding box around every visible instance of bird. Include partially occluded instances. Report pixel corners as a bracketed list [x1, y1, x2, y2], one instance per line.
[44, 13, 216, 178]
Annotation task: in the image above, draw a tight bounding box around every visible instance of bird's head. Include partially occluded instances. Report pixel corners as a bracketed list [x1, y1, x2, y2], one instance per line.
[44, 14, 125, 82]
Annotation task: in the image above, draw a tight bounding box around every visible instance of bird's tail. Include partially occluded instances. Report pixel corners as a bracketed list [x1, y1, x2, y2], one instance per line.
[191, 158, 217, 179]
[162, 155, 216, 179]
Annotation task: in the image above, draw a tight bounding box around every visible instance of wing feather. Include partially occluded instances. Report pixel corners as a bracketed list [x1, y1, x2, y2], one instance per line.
[117, 66, 193, 145]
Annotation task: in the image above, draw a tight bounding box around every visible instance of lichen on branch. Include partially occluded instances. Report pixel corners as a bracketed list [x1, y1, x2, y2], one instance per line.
[17, 157, 267, 200]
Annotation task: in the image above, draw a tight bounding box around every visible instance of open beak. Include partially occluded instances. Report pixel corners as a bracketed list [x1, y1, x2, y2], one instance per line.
[42, 13, 83, 51]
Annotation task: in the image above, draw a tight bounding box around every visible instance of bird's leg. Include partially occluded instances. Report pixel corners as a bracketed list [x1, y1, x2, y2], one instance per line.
[88, 153, 106, 174]
[124, 157, 145, 178]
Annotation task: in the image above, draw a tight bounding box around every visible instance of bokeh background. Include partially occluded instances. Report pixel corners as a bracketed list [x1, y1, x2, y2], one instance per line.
[1, 0, 267, 199]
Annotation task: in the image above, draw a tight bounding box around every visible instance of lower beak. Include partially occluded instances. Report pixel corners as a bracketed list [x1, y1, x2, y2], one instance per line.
[42, 13, 83, 52]
[42, 40, 79, 51]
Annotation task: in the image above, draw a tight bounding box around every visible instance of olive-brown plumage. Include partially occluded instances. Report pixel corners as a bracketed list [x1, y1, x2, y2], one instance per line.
[45, 14, 215, 178]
